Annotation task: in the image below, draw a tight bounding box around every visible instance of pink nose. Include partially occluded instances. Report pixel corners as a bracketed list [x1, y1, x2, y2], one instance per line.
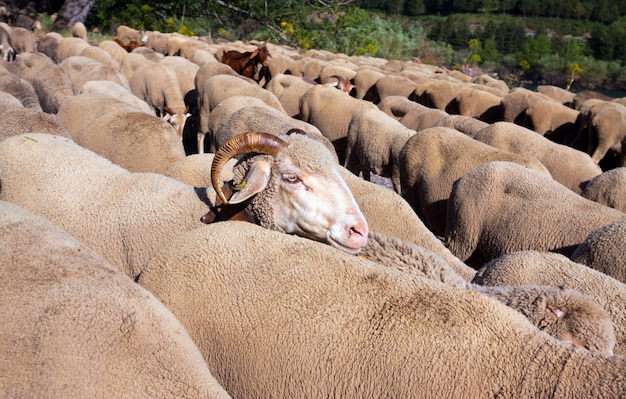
[346, 221, 369, 250]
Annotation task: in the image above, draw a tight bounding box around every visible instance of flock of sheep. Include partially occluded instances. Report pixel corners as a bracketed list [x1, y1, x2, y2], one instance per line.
[2, 18, 626, 398]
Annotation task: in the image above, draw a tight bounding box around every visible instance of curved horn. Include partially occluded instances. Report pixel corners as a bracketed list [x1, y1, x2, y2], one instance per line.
[211, 131, 287, 205]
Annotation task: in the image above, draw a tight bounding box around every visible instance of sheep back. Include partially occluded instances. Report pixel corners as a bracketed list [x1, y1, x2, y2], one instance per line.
[571, 220, 626, 284]
[445, 161, 626, 266]
[0, 200, 231, 399]
[139, 220, 626, 398]
[581, 167, 626, 212]
[399, 126, 551, 237]
[473, 250, 626, 356]
[57, 93, 186, 174]
[0, 133, 210, 279]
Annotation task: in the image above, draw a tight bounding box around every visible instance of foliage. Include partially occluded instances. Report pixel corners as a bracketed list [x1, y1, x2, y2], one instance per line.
[83, 0, 626, 90]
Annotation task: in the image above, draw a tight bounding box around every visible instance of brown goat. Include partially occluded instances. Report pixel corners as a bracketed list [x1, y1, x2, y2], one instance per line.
[113, 37, 143, 52]
[222, 43, 271, 81]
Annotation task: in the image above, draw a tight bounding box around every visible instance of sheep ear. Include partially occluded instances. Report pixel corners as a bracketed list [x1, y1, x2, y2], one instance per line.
[228, 159, 272, 204]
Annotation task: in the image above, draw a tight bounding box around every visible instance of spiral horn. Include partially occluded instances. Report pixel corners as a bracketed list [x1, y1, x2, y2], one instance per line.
[211, 131, 287, 205]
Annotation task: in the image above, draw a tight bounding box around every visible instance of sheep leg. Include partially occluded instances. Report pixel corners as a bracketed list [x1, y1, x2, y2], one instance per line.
[197, 132, 205, 154]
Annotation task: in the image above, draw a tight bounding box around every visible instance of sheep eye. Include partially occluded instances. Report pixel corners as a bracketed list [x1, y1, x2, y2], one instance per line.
[282, 172, 300, 184]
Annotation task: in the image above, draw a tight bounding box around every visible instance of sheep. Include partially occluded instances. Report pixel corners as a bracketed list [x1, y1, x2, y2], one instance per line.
[59, 55, 130, 94]
[371, 74, 419, 103]
[445, 85, 504, 123]
[0, 23, 14, 61]
[445, 161, 626, 268]
[0, 104, 70, 141]
[361, 231, 615, 356]
[264, 51, 295, 79]
[500, 86, 556, 125]
[71, 21, 88, 40]
[0, 200, 231, 399]
[159, 55, 200, 97]
[0, 129, 369, 276]
[472, 73, 510, 93]
[0, 90, 22, 108]
[144, 30, 170, 55]
[397, 106, 448, 131]
[344, 107, 416, 192]
[165, 149, 476, 281]
[8, 26, 34, 54]
[178, 39, 214, 62]
[119, 51, 154, 81]
[98, 39, 128, 65]
[352, 66, 385, 101]
[0, 58, 18, 74]
[399, 126, 551, 237]
[14, 51, 73, 113]
[0, 69, 41, 109]
[56, 36, 90, 62]
[473, 250, 626, 355]
[79, 79, 153, 114]
[128, 60, 190, 137]
[34, 31, 61, 62]
[431, 114, 489, 137]
[188, 48, 218, 66]
[475, 284, 615, 354]
[570, 220, 626, 284]
[166, 34, 189, 57]
[138, 220, 626, 398]
[318, 64, 356, 85]
[212, 106, 334, 156]
[581, 167, 626, 212]
[298, 83, 378, 163]
[474, 121, 602, 194]
[196, 73, 286, 153]
[115, 24, 143, 44]
[198, 72, 285, 115]
[376, 94, 428, 120]
[521, 97, 582, 143]
[207, 130, 368, 253]
[57, 93, 186, 174]
[265, 73, 317, 117]
[0, 133, 210, 279]
[288, 56, 328, 79]
[205, 95, 272, 149]
[414, 78, 465, 110]
[78, 43, 119, 69]
[537, 84, 576, 106]
[131, 44, 165, 61]
[577, 100, 626, 167]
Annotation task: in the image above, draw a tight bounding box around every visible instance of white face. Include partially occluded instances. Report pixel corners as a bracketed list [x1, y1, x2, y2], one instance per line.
[272, 160, 369, 254]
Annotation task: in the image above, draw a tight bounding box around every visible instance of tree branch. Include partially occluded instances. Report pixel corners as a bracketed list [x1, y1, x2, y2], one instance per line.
[214, 0, 289, 41]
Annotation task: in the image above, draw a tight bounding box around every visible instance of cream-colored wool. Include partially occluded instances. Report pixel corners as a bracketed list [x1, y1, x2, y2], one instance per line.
[446, 161, 626, 267]
[139, 221, 626, 398]
[0, 200, 231, 399]
[474, 250, 626, 356]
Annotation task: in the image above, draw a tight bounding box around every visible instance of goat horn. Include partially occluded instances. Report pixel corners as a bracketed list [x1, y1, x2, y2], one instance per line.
[329, 74, 346, 82]
[211, 131, 287, 205]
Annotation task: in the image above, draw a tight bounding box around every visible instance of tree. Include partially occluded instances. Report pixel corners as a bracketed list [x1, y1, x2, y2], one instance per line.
[522, 32, 552, 64]
[53, 0, 95, 28]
